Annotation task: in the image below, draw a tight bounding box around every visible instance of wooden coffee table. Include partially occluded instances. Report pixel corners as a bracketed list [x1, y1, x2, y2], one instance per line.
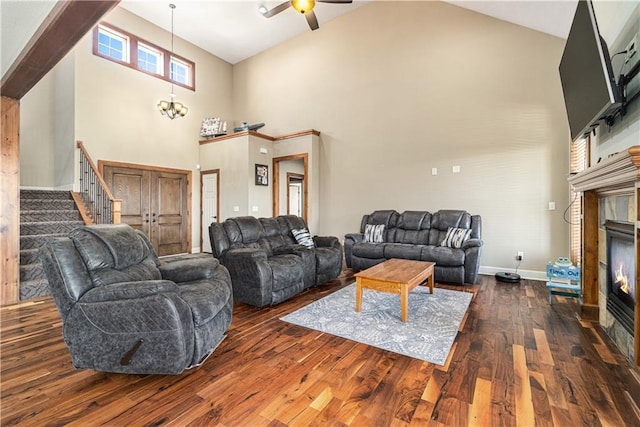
[354, 258, 435, 322]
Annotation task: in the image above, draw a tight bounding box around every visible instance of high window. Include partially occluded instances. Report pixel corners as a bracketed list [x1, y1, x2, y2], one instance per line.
[93, 23, 195, 91]
[138, 43, 163, 76]
[97, 26, 129, 63]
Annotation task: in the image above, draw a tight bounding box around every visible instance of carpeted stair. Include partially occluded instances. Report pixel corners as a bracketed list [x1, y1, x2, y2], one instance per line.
[20, 190, 85, 300]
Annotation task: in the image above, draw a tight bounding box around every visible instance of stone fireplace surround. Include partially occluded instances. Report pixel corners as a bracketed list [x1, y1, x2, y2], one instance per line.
[569, 146, 640, 366]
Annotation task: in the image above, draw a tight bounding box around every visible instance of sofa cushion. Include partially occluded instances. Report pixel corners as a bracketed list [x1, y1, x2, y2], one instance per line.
[353, 242, 385, 259]
[421, 246, 465, 267]
[71, 225, 150, 271]
[224, 217, 263, 244]
[384, 243, 422, 261]
[440, 227, 472, 249]
[393, 211, 431, 245]
[364, 224, 385, 243]
[291, 228, 315, 249]
[428, 210, 472, 246]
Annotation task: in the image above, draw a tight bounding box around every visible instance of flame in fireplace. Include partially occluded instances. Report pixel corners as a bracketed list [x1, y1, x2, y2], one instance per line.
[615, 262, 630, 295]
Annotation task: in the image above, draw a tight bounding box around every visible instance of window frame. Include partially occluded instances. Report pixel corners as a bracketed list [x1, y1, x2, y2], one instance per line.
[95, 25, 130, 65]
[92, 22, 195, 91]
[137, 42, 164, 77]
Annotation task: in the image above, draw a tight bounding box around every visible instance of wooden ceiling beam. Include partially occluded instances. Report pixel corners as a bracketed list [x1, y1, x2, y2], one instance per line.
[1, 0, 120, 100]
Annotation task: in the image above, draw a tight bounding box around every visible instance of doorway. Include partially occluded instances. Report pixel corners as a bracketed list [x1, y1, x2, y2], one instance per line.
[201, 169, 219, 253]
[100, 161, 191, 256]
[273, 153, 308, 221]
[287, 173, 304, 217]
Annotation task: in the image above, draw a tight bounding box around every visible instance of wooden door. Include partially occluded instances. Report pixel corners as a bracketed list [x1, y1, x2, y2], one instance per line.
[152, 171, 189, 256]
[103, 166, 151, 235]
[102, 163, 191, 256]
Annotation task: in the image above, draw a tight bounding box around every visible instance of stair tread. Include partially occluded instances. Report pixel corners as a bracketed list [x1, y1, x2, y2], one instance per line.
[20, 279, 48, 284]
[20, 262, 43, 268]
[20, 219, 84, 225]
[21, 209, 79, 213]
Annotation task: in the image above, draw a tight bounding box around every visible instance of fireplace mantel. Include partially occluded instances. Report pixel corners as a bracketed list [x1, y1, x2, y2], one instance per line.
[568, 145, 640, 367]
[569, 146, 640, 196]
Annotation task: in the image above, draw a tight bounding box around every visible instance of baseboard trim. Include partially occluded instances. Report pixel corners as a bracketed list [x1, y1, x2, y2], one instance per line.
[479, 266, 546, 281]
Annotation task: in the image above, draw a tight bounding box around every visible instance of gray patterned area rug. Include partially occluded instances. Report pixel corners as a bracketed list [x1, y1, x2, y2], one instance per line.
[280, 284, 472, 365]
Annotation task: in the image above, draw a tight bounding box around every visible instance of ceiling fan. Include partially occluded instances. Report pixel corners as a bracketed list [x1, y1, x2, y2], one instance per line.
[259, 0, 353, 31]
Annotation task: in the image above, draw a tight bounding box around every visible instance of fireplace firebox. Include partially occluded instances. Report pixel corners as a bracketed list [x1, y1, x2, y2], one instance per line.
[605, 220, 636, 335]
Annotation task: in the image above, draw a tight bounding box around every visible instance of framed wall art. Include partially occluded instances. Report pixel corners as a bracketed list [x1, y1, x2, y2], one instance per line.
[255, 164, 268, 186]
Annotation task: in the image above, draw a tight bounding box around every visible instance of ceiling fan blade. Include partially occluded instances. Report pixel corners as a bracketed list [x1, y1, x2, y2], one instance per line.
[305, 10, 319, 30]
[317, 0, 353, 3]
[262, 1, 291, 18]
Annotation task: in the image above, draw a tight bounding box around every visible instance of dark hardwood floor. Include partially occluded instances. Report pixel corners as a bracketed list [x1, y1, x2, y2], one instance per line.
[2, 270, 640, 426]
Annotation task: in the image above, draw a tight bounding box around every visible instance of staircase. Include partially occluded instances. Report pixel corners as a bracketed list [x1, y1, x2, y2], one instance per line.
[20, 190, 85, 300]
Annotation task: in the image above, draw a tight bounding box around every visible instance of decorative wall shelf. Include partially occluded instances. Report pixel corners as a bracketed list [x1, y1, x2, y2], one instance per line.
[199, 129, 320, 145]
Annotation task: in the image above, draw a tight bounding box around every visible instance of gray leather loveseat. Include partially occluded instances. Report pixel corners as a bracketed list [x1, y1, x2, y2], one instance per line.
[39, 224, 233, 375]
[344, 210, 482, 284]
[209, 215, 343, 307]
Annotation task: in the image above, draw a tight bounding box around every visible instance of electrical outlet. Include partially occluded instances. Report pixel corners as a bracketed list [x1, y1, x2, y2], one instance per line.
[517, 251, 524, 261]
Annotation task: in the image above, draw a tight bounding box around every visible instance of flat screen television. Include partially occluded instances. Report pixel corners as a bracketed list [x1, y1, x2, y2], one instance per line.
[559, 0, 622, 142]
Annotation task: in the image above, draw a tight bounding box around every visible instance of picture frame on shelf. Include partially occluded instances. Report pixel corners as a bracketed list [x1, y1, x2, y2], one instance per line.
[200, 117, 221, 138]
[255, 164, 268, 186]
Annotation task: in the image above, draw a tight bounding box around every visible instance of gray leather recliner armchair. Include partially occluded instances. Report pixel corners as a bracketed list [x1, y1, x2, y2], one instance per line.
[39, 224, 233, 375]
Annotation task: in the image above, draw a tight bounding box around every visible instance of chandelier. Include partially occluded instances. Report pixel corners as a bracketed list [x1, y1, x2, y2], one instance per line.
[157, 4, 188, 119]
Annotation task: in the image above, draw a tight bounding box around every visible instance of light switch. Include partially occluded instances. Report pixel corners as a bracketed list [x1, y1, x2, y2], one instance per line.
[431, 168, 438, 176]
[452, 165, 461, 173]
[252, 206, 259, 212]
[549, 201, 556, 211]
[233, 206, 240, 212]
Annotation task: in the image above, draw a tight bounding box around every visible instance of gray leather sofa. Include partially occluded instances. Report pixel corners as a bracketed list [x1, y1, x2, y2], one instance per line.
[39, 224, 233, 375]
[209, 215, 343, 307]
[344, 210, 483, 284]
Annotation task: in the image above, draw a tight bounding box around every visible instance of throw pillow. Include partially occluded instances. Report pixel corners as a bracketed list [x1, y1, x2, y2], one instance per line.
[440, 227, 472, 249]
[291, 228, 315, 249]
[364, 224, 385, 243]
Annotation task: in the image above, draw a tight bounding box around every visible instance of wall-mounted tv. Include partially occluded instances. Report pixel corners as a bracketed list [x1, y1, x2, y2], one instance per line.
[559, 0, 622, 142]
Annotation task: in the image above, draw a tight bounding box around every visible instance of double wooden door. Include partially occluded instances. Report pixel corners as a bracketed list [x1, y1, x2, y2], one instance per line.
[102, 163, 190, 256]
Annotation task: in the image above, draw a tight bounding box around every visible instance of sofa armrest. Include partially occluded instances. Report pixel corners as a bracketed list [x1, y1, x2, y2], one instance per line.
[344, 233, 364, 269]
[313, 235, 341, 249]
[462, 239, 483, 284]
[222, 248, 272, 307]
[159, 255, 221, 283]
[80, 280, 179, 303]
[345, 233, 363, 244]
[461, 238, 483, 250]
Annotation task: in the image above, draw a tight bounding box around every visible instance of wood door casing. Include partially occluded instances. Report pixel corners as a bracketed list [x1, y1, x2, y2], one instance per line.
[101, 162, 191, 256]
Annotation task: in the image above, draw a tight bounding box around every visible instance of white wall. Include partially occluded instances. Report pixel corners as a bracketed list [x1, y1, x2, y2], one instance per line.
[233, 1, 571, 277]
[199, 136, 250, 222]
[590, 1, 640, 160]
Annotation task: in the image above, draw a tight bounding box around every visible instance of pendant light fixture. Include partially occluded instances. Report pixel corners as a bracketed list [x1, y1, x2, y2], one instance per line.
[157, 3, 188, 119]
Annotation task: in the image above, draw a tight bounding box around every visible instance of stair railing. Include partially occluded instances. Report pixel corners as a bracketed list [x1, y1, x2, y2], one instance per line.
[76, 141, 121, 224]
